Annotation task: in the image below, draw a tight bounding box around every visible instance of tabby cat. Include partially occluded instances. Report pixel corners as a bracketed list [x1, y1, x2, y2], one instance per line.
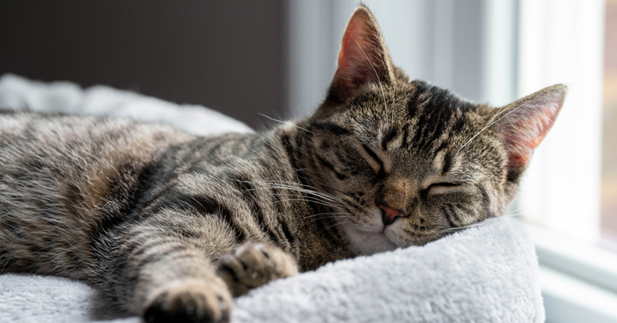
[0, 6, 565, 323]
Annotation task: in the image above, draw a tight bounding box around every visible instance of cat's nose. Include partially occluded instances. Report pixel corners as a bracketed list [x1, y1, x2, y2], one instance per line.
[379, 203, 404, 226]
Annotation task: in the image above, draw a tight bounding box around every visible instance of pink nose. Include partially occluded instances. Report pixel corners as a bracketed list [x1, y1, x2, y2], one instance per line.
[379, 204, 404, 226]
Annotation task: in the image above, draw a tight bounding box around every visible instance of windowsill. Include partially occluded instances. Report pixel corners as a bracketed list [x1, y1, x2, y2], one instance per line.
[540, 265, 617, 323]
[523, 222, 617, 322]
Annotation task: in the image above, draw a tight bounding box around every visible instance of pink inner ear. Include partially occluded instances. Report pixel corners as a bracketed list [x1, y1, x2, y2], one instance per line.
[503, 94, 563, 170]
[338, 16, 380, 80]
[333, 9, 387, 101]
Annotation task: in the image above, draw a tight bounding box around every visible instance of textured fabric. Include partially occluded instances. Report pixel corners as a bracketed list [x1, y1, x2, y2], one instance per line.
[0, 74, 254, 136]
[233, 218, 544, 323]
[0, 219, 543, 323]
[0, 75, 544, 323]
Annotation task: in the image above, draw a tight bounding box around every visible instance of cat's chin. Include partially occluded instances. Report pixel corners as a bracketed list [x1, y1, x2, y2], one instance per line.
[342, 225, 398, 255]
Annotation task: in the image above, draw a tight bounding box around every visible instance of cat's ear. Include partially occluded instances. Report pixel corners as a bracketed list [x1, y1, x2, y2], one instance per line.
[498, 84, 567, 181]
[326, 6, 395, 104]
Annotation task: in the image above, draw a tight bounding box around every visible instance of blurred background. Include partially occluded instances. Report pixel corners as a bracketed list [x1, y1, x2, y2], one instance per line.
[0, 1, 285, 129]
[1, 0, 615, 322]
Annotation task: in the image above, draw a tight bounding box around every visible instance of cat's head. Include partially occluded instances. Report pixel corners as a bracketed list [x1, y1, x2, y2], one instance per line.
[295, 6, 566, 255]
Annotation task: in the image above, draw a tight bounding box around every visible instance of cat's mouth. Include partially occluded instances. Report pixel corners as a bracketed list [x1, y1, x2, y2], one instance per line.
[335, 208, 401, 254]
[344, 224, 399, 254]
[346, 229, 397, 254]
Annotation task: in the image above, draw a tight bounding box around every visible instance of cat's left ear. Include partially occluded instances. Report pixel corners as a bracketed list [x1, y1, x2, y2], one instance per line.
[326, 6, 395, 104]
[498, 84, 567, 181]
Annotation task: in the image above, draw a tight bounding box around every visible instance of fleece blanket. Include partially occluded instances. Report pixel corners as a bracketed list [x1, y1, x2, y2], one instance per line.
[0, 74, 253, 136]
[0, 75, 545, 323]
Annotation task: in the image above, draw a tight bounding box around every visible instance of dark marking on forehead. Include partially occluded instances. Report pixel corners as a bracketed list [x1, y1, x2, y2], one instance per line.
[381, 127, 397, 150]
[406, 84, 426, 119]
[452, 116, 467, 133]
[407, 81, 476, 153]
[362, 144, 383, 169]
[311, 122, 351, 136]
[407, 100, 418, 119]
[400, 125, 410, 149]
[442, 152, 454, 175]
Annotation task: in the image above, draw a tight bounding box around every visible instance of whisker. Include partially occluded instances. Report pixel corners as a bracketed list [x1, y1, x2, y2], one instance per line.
[439, 214, 516, 233]
[392, 84, 396, 122]
[294, 171, 348, 195]
[231, 179, 338, 202]
[257, 185, 337, 202]
[304, 211, 348, 219]
[258, 113, 313, 134]
[261, 178, 336, 196]
[458, 102, 528, 152]
[317, 221, 343, 234]
[305, 216, 349, 225]
[273, 198, 339, 208]
[246, 187, 337, 204]
[256, 175, 344, 198]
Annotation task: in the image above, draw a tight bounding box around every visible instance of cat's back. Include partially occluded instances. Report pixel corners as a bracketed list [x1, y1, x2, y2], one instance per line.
[0, 112, 193, 278]
[0, 112, 193, 190]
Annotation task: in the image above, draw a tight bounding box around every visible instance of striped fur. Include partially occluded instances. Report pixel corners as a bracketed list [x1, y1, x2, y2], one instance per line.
[0, 6, 565, 323]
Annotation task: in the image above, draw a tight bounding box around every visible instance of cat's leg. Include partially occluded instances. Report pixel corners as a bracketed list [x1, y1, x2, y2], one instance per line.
[217, 242, 298, 296]
[95, 226, 234, 323]
[138, 248, 232, 323]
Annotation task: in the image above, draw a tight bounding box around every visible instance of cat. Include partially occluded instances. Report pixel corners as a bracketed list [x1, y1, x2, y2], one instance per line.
[0, 6, 565, 323]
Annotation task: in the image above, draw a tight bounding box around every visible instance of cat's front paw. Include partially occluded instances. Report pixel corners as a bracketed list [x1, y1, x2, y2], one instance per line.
[218, 242, 298, 296]
[143, 279, 232, 323]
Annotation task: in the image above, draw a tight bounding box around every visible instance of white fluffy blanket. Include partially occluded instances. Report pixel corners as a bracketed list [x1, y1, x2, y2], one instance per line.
[0, 75, 544, 323]
[0, 74, 253, 136]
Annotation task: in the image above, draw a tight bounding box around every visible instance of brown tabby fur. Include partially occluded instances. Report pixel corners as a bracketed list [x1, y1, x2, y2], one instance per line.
[0, 6, 565, 323]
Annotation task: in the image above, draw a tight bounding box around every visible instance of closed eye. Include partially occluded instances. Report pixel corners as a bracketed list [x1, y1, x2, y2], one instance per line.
[427, 182, 462, 195]
[361, 143, 384, 173]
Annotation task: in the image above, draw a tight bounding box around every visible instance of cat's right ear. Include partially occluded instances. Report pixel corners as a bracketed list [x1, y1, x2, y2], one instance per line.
[497, 84, 567, 182]
[325, 6, 395, 105]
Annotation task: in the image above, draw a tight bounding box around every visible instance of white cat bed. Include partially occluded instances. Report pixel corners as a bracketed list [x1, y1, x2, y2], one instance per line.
[0, 75, 544, 323]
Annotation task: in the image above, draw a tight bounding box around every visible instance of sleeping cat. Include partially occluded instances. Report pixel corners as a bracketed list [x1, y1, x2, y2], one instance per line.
[0, 6, 564, 323]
